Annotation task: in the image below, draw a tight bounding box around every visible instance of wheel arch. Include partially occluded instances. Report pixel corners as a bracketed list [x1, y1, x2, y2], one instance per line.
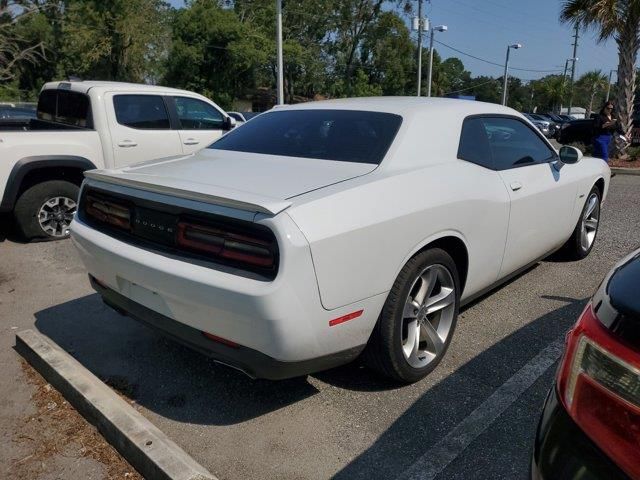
[594, 177, 605, 199]
[1, 155, 96, 211]
[398, 232, 470, 296]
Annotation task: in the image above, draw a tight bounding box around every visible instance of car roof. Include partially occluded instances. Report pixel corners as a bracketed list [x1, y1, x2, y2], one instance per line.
[278, 96, 519, 117]
[41, 80, 203, 96]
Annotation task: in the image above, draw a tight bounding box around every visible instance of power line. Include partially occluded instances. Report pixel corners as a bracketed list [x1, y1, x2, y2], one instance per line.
[434, 40, 564, 73]
[444, 78, 497, 95]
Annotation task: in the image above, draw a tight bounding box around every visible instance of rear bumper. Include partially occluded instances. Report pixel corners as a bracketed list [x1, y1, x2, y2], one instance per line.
[531, 387, 629, 480]
[91, 276, 364, 379]
[71, 203, 384, 366]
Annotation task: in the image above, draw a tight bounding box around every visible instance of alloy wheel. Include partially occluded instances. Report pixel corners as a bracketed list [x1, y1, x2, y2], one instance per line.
[580, 193, 600, 252]
[38, 196, 77, 237]
[401, 264, 456, 369]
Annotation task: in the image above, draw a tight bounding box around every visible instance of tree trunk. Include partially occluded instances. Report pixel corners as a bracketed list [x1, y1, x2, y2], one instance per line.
[615, 19, 640, 153]
[587, 87, 595, 118]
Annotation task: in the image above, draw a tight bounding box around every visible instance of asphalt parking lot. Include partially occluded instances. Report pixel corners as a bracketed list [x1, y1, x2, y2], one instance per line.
[2, 174, 640, 480]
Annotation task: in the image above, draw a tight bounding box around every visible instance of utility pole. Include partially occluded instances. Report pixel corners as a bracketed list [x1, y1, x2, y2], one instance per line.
[560, 58, 576, 113]
[416, 0, 423, 96]
[606, 69, 616, 101]
[276, 0, 284, 105]
[567, 22, 579, 116]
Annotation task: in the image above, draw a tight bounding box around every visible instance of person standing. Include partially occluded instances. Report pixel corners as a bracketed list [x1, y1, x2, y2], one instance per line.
[592, 101, 622, 162]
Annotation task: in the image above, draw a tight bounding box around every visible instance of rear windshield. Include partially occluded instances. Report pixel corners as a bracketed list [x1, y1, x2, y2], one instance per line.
[37, 89, 91, 128]
[209, 109, 402, 164]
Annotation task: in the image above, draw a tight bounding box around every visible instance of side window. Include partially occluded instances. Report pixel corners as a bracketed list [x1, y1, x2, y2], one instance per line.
[173, 97, 224, 129]
[482, 117, 555, 170]
[458, 117, 494, 169]
[113, 95, 170, 129]
[37, 90, 91, 128]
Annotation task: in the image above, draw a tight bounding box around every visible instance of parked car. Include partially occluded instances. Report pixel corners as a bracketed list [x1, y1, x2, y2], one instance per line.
[0, 80, 235, 240]
[531, 248, 640, 480]
[558, 119, 595, 145]
[0, 105, 37, 120]
[523, 113, 554, 138]
[71, 98, 609, 383]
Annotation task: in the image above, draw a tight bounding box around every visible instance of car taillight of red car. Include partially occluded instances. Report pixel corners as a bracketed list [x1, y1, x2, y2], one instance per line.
[557, 303, 640, 479]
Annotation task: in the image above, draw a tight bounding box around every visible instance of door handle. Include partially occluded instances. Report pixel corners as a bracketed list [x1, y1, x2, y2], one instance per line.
[510, 181, 523, 191]
[117, 140, 138, 147]
[183, 138, 200, 145]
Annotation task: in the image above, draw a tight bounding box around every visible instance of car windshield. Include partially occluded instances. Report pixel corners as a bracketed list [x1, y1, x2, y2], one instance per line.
[209, 109, 403, 165]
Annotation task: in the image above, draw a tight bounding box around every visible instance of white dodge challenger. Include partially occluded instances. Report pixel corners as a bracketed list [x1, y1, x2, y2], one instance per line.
[71, 98, 609, 383]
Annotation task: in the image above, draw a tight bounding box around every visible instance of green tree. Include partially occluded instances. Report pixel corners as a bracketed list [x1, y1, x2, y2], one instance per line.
[164, 0, 257, 108]
[58, 0, 171, 82]
[0, 1, 48, 86]
[575, 69, 608, 116]
[360, 11, 414, 95]
[561, 0, 640, 139]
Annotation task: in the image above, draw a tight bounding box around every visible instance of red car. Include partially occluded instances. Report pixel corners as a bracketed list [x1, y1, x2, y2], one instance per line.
[532, 249, 640, 480]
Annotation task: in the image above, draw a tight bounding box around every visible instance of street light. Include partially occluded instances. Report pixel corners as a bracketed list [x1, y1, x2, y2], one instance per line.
[606, 69, 617, 102]
[501, 43, 522, 106]
[427, 25, 448, 97]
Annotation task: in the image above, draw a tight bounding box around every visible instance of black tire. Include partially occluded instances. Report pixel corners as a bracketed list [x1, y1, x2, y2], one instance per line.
[13, 180, 79, 241]
[558, 185, 601, 260]
[363, 248, 460, 383]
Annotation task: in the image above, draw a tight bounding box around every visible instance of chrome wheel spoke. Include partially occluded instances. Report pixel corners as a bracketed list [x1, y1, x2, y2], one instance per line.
[402, 320, 420, 359]
[584, 218, 598, 231]
[414, 269, 436, 305]
[425, 287, 454, 315]
[585, 196, 597, 217]
[421, 320, 444, 355]
[403, 299, 420, 319]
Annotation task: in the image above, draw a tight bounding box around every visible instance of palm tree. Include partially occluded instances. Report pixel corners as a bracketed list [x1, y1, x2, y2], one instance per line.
[541, 75, 567, 113]
[561, 0, 640, 142]
[577, 70, 609, 116]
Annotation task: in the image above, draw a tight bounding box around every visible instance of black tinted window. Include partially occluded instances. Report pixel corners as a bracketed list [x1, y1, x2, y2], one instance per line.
[210, 109, 402, 164]
[482, 117, 555, 169]
[37, 89, 91, 127]
[114, 95, 170, 129]
[458, 117, 494, 169]
[174, 96, 224, 129]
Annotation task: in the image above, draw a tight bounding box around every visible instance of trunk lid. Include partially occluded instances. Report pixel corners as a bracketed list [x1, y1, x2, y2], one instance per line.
[86, 149, 376, 215]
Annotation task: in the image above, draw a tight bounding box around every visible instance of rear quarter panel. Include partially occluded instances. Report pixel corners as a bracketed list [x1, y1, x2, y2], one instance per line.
[287, 160, 511, 310]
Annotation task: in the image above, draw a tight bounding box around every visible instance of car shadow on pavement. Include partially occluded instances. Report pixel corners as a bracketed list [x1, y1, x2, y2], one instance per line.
[33, 294, 319, 425]
[332, 296, 587, 480]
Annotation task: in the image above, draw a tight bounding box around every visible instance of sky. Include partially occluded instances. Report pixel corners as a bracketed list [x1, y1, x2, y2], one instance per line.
[415, 0, 618, 81]
[168, 0, 619, 83]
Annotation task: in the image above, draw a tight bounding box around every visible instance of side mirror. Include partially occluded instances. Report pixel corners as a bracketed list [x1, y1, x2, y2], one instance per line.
[558, 145, 583, 165]
[223, 116, 237, 131]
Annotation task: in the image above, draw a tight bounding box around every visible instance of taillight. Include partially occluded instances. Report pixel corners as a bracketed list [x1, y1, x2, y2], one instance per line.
[177, 220, 275, 269]
[85, 195, 131, 230]
[557, 304, 640, 478]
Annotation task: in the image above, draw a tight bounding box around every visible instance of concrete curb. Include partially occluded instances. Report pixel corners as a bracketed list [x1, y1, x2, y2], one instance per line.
[611, 167, 640, 175]
[15, 329, 216, 480]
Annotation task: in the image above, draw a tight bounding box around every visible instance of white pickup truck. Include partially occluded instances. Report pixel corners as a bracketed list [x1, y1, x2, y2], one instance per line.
[0, 80, 235, 240]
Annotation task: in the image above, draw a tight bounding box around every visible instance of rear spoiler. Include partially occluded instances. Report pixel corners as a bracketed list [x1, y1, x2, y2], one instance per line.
[84, 170, 291, 216]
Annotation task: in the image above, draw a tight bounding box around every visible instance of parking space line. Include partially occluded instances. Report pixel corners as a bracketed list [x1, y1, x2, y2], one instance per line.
[399, 338, 564, 480]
